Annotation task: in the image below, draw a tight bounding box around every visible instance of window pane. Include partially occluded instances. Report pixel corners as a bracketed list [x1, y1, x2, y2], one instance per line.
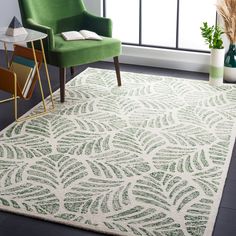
[179, 0, 216, 51]
[106, 0, 139, 44]
[142, 0, 178, 47]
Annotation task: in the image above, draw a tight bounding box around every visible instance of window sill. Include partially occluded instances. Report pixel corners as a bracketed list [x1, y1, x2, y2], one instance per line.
[115, 45, 210, 73]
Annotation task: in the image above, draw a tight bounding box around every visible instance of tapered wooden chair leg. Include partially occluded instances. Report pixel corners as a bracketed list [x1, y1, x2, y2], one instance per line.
[70, 67, 75, 77]
[114, 56, 121, 86]
[60, 67, 66, 103]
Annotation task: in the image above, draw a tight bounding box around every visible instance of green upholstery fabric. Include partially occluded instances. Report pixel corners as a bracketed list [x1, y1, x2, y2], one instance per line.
[52, 35, 121, 67]
[18, 0, 121, 68]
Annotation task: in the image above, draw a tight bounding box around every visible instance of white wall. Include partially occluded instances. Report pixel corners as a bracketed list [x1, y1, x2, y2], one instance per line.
[0, 0, 101, 27]
[0, 0, 21, 28]
[84, 0, 101, 16]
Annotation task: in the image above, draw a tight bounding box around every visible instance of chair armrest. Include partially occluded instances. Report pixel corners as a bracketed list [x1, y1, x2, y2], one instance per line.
[83, 11, 112, 37]
[25, 18, 55, 50]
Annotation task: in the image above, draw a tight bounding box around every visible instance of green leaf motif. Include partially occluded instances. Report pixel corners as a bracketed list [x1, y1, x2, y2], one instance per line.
[0, 68, 236, 236]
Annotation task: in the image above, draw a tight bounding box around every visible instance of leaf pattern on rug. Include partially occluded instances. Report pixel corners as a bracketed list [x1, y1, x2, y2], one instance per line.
[0, 68, 236, 236]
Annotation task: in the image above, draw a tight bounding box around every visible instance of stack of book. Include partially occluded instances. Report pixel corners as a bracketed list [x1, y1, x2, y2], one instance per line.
[10, 55, 37, 97]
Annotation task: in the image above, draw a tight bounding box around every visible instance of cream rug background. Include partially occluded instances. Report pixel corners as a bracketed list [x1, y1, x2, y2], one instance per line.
[0, 68, 236, 236]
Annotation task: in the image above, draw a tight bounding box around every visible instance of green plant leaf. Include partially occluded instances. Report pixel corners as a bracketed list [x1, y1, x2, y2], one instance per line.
[200, 22, 224, 49]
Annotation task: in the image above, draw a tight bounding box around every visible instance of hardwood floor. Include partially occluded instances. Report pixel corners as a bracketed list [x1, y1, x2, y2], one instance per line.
[0, 51, 235, 236]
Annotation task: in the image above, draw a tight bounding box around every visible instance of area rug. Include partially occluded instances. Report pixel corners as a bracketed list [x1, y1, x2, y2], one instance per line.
[0, 68, 236, 236]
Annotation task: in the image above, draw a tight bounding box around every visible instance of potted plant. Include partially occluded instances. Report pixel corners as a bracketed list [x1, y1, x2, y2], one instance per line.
[200, 22, 225, 86]
[216, 0, 236, 82]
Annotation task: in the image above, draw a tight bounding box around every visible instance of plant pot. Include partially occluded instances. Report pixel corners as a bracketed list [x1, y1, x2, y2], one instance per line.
[209, 48, 225, 86]
[224, 43, 236, 82]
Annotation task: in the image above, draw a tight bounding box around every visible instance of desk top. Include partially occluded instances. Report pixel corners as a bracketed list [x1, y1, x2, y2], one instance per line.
[0, 28, 47, 44]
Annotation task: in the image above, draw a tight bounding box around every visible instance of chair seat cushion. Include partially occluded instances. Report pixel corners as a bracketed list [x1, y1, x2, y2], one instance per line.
[48, 35, 121, 67]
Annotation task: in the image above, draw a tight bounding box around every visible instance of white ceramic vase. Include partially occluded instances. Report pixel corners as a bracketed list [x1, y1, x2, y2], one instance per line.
[209, 48, 225, 86]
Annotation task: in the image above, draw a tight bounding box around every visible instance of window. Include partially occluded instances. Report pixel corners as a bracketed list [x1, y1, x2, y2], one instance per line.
[142, 0, 177, 47]
[105, 0, 139, 44]
[104, 0, 217, 52]
[179, 0, 217, 51]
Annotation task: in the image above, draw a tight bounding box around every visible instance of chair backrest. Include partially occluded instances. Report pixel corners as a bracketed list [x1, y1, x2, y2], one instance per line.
[18, 0, 86, 33]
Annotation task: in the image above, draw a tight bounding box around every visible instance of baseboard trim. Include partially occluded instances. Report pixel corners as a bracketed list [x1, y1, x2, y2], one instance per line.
[106, 45, 210, 73]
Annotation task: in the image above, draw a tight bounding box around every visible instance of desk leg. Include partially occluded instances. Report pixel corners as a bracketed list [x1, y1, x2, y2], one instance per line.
[14, 74, 18, 121]
[31, 41, 47, 112]
[40, 39, 54, 109]
[3, 42, 10, 69]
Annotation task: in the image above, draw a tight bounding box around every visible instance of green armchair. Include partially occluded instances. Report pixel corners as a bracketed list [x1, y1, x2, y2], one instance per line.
[18, 0, 121, 102]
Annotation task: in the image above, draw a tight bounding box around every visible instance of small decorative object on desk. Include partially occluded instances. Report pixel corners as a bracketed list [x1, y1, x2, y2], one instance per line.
[216, 0, 236, 82]
[200, 22, 225, 86]
[5, 16, 28, 36]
